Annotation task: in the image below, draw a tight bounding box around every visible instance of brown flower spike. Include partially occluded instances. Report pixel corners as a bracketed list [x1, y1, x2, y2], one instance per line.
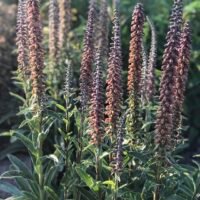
[16, 0, 29, 77]
[49, 0, 59, 66]
[27, 0, 45, 106]
[126, 3, 145, 133]
[173, 22, 191, 136]
[105, 8, 123, 136]
[89, 49, 104, 145]
[80, 0, 96, 110]
[127, 3, 145, 95]
[155, 0, 183, 149]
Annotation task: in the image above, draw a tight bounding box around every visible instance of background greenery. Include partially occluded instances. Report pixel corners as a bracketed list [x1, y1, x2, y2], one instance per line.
[0, 0, 199, 159]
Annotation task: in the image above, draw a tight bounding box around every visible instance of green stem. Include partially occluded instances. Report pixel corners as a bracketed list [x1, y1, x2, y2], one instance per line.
[113, 173, 119, 200]
[75, 111, 84, 200]
[154, 152, 163, 200]
[38, 144, 44, 200]
[95, 147, 102, 200]
[77, 112, 84, 163]
[38, 113, 44, 200]
[64, 94, 70, 200]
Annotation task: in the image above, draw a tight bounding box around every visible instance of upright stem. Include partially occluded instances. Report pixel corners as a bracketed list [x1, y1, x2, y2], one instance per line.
[154, 167, 160, 200]
[37, 112, 44, 200]
[154, 152, 163, 200]
[75, 111, 84, 200]
[77, 111, 84, 163]
[64, 94, 71, 199]
[95, 146, 102, 200]
[113, 173, 119, 200]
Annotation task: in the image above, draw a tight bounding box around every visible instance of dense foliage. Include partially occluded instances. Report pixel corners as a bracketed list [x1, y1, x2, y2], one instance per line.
[0, 0, 200, 199]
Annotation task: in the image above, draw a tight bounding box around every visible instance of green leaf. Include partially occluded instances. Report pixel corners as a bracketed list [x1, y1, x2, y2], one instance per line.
[0, 182, 21, 196]
[44, 154, 59, 163]
[14, 132, 36, 155]
[15, 177, 32, 193]
[7, 155, 33, 179]
[23, 191, 38, 200]
[44, 186, 59, 200]
[0, 170, 23, 179]
[5, 197, 28, 200]
[78, 187, 98, 200]
[75, 167, 99, 192]
[99, 152, 109, 160]
[103, 180, 115, 190]
[52, 102, 66, 112]
[10, 92, 25, 103]
[44, 166, 59, 186]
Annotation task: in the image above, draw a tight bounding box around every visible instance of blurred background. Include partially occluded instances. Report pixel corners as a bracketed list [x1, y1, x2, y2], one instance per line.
[0, 0, 199, 160]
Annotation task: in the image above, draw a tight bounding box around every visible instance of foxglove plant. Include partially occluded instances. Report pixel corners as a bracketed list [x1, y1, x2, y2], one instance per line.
[80, 0, 96, 110]
[155, 0, 183, 150]
[126, 3, 145, 133]
[26, 0, 46, 199]
[173, 22, 191, 138]
[16, 0, 29, 78]
[105, 8, 123, 137]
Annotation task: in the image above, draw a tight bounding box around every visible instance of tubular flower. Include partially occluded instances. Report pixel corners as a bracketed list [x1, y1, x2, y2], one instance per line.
[173, 22, 191, 137]
[105, 8, 123, 136]
[49, 0, 59, 66]
[80, 0, 96, 110]
[16, 0, 29, 77]
[146, 17, 157, 102]
[27, 0, 45, 106]
[155, 0, 183, 149]
[88, 49, 104, 146]
[126, 3, 145, 133]
[58, 0, 71, 51]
